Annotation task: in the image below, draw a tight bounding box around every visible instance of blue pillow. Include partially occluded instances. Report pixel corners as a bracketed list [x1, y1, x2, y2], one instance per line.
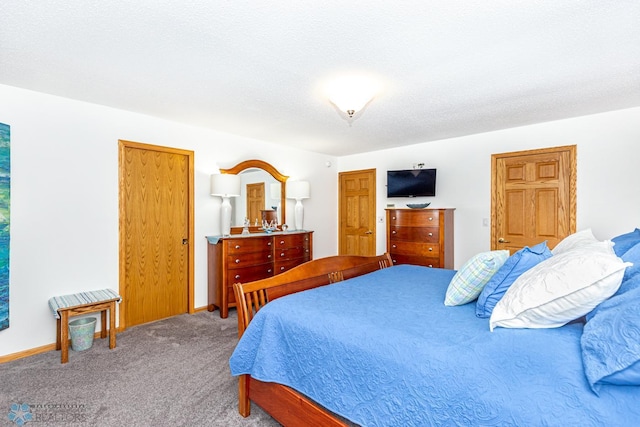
[581, 274, 640, 393]
[475, 241, 552, 318]
[612, 228, 640, 256]
[620, 241, 640, 282]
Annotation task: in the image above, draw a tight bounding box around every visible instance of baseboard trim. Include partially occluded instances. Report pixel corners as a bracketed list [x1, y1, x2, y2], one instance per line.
[0, 342, 57, 364]
[0, 327, 125, 364]
[1, 309, 214, 364]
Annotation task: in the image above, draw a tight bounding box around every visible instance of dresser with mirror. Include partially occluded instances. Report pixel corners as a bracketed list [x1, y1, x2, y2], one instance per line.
[207, 160, 313, 318]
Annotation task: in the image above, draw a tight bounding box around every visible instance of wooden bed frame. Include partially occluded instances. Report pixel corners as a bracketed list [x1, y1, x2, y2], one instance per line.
[232, 253, 393, 427]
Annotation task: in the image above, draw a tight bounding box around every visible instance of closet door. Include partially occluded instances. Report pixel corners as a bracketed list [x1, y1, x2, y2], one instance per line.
[119, 140, 194, 327]
[492, 145, 576, 253]
[339, 169, 376, 256]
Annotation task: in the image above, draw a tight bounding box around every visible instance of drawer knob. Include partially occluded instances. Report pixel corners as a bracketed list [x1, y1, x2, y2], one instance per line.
[268, 254, 272, 258]
[392, 230, 397, 234]
[392, 244, 397, 248]
[392, 216, 396, 220]
[280, 240, 285, 245]
[267, 269, 272, 273]
[235, 245, 240, 249]
[428, 247, 433, 251]
[280, 266, 285, 271]
[235, 274, 240, 279]
[268, 242, 272, 246]
[428, 217, 433, 221]
[428, 264, 433, 268]
[235, 259, 241, 263]
[428, 232, 433, 237]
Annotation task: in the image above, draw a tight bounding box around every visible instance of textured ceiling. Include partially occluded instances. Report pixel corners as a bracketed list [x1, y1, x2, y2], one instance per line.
[1, 1, 639, 156]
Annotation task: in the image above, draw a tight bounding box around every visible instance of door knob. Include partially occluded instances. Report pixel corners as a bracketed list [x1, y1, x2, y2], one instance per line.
[498, 238, 511, 243]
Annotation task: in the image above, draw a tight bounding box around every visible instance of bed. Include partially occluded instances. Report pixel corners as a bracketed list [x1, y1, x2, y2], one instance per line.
[229, 232, 640, 426]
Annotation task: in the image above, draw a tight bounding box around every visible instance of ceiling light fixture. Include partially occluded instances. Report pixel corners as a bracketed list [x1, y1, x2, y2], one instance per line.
[325, 75, 380, 119]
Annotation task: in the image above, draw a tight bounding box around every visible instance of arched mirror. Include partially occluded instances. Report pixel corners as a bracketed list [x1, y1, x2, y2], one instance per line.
[221, 160, 288, 234]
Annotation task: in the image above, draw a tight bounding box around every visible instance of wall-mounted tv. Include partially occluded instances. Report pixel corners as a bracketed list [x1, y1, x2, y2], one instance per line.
[387, 169, 436, 197]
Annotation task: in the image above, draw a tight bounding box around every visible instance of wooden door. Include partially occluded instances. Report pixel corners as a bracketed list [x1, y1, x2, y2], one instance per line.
[246, 182, 265, 225]
[119, 140, 194, 328]
[339, 169, 376, 256]
[492, 145, 576, 253]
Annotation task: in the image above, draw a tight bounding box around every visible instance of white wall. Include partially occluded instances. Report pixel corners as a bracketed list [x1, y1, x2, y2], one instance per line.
[2, 82, 638, 359]
[0, 84, 338, 357]
[338, 107, 640, 267]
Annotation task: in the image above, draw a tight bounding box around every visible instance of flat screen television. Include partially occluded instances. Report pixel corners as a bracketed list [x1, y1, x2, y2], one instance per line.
[387, 169, 436, 197]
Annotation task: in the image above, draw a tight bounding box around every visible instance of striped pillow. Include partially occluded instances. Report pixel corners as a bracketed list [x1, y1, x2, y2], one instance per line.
[445, 250, 510, 306]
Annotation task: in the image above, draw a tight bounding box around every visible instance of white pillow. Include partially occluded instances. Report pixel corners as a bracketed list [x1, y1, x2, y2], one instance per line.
[490, 246, 631, 331]
[551, 229, 600, 255]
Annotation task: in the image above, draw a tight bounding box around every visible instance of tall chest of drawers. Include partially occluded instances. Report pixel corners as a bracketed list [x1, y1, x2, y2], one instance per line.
[207, 231, 313, 318]
[386, 208, 454, 269]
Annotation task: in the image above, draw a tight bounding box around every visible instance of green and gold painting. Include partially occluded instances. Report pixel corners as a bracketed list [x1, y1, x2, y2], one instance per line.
[0, 122, 9, 331]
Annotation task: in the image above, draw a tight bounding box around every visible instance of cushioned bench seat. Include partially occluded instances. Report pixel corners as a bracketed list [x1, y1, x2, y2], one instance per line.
[48, 289, 121, 363]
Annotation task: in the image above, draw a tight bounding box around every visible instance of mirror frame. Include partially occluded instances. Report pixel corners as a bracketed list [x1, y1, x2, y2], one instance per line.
[220, 159, 288, 234]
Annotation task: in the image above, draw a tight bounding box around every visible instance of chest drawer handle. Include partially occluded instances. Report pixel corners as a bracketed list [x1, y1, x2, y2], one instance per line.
[268, 254, 272, 259]
[235, 259, 241, 263]
[279, 240, 285, 245]
[428, 248, 433, 251]
[392, 244, 397, 248]
[235, 245, 241, 249]
[428, 232, 433, 237]
[235, 274, 240, 279]
[392, 230, 397, 234]
[268, 242, 272, 246]
[392, 216, 396, 220]
[267, 269, 272, 273]
[428, 217, 433, 221]
[280, 252, 285, 257]
[280, 266, 285, 271]
[428, 264, 433, 268]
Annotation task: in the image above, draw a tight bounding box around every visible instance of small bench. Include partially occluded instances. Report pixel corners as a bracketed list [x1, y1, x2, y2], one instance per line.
[48, 289, 121, 364]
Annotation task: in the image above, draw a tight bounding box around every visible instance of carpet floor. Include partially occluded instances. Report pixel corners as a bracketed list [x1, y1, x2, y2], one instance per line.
[0, 310, 280, 426]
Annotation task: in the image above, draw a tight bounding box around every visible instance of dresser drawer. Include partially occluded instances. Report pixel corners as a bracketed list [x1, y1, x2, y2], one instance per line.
[224, 237, 272, 254]
[388, 210, 440, 227]
[389, 226, 439, 242]
[275, 246, 307, 260]
[390, 241, 440, 256]
[275, 234, 310, 248]
[226, 263, 274, 286]
[274, 256, 310, 274]
[390, 254, 440, 268]
[226, 251, 273, 269]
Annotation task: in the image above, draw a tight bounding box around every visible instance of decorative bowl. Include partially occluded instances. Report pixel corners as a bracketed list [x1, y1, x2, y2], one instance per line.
[406, 203, 431, 209]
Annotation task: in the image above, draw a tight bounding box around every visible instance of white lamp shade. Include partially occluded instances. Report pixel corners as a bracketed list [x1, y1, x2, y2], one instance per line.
[286, 180, 310, 200]
[210, 174, 241, 197]
[270, 182, 281, 200]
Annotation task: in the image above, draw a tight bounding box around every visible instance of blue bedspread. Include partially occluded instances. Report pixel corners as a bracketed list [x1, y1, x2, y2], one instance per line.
[230, 264, 640, 426]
